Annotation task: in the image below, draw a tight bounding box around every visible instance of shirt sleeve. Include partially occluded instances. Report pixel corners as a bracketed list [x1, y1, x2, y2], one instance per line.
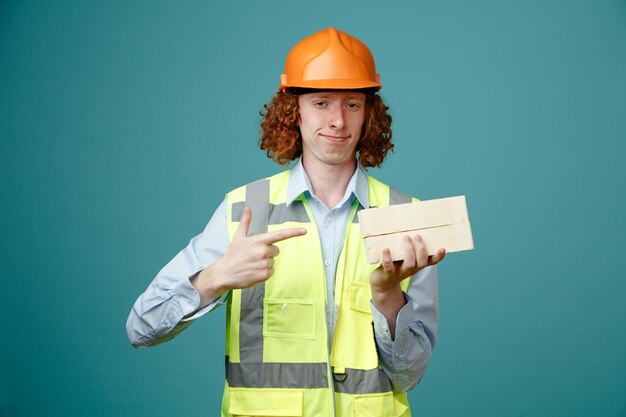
[126, 200, 231, 348]
[370, 264, 439, 393]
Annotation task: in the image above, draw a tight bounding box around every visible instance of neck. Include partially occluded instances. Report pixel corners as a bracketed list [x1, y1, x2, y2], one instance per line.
[301, 156, 357, 209]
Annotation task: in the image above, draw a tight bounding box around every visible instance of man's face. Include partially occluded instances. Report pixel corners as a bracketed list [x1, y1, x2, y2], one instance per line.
[297, 91, 366, 168]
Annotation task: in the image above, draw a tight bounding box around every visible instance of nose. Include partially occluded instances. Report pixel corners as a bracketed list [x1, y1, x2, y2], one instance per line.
[329, 105, 345, 130]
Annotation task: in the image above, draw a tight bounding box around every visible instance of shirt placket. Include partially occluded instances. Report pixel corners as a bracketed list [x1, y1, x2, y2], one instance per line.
[323, 209, 336, 348]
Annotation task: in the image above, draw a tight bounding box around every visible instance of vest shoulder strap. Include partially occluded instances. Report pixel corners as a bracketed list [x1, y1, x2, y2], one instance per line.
[366, 175, 416, 207]
[226, 171, 292, 238]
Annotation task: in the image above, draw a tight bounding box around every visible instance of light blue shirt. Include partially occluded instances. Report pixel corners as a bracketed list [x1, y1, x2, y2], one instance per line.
[126, 159, 439, 392]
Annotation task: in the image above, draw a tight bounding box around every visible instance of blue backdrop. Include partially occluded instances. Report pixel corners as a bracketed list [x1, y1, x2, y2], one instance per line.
[2, 1, 625, 416]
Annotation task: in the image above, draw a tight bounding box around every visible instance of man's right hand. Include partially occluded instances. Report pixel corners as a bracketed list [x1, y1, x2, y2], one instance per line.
[191, 206, 307, 307]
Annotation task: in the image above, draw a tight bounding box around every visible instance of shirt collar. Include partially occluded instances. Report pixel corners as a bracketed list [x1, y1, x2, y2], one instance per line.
[286, 158, 370, 208]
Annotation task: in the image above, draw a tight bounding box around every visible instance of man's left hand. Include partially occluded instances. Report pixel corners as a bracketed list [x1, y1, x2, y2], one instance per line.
[370, 235, 445, 292]
[369, 235, 445, 338]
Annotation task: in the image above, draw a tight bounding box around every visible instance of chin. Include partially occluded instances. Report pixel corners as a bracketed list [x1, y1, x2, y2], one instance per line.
[323, 155, 355, 166]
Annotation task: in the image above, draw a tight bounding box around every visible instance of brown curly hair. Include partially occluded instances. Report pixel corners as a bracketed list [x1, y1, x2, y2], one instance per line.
[259, 91, 393, 168]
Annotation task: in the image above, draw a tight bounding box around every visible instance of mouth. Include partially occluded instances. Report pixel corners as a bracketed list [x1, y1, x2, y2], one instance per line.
[320, 134, 351, 142]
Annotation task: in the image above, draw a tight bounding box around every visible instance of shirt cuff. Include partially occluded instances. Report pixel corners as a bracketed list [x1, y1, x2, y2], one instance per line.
[176, 274, 229, 322]
[171, 273, 202, 316]
[370, 293, 416, 343]
[181, 291, 229, 321]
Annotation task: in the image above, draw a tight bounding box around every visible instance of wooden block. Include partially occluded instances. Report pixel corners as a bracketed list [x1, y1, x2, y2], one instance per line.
[358, 196, 474, 264]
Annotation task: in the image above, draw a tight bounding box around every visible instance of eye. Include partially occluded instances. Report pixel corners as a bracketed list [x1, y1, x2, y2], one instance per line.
[345, 102, 362, 111]
[313, 101, 327, 108]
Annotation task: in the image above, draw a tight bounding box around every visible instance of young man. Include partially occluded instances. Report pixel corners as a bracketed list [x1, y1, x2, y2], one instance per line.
[127, 27, 445, 417]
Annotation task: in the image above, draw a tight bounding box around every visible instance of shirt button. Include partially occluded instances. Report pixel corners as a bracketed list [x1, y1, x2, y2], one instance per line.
[324, 259, 331, 266]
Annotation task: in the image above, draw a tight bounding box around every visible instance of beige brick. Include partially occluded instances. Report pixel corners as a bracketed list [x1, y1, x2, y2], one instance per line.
[358, 196, 474, 264]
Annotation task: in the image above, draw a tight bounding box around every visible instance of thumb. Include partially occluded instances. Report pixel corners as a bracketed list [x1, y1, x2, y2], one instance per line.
[233, 206, 252, 240]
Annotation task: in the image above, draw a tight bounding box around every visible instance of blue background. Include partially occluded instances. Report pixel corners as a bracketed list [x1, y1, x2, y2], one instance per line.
[2, 1, 625, 416]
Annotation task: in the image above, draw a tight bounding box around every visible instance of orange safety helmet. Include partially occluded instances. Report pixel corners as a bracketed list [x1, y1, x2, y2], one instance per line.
[279, 27, 381, 92]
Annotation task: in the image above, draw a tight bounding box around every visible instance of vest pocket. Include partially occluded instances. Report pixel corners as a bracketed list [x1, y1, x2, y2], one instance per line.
[349, 283, 372, 314]
[352, 392, 408, 417]
[229, 387, 303, 416]
[331, 283, 378, 369]
[263, 299, 317, 340]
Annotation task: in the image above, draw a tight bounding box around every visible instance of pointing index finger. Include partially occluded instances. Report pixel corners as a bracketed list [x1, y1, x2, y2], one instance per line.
[256, 227, 307, 244]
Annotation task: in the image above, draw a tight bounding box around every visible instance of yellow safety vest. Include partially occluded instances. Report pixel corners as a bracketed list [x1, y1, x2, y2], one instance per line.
[221, 170, 415, 417]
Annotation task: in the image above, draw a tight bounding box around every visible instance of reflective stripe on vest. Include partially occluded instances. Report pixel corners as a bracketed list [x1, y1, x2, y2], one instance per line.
[237, 179, 272, 364]
[226, 359, 328, 389]
[225, 359, 393, 395]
